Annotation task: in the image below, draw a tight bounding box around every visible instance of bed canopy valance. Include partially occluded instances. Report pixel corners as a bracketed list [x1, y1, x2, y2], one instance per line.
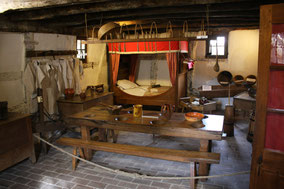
[108, 41, 188, 54]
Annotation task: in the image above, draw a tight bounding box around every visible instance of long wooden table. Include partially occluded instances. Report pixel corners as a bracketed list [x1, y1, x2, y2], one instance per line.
[65, 106, 224, 177]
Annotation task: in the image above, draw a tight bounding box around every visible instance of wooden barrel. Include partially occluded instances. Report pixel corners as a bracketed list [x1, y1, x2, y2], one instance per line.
[224, 104, 234, 124]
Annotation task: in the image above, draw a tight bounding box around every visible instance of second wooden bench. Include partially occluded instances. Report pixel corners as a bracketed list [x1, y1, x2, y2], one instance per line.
[57, 137, 220, 189]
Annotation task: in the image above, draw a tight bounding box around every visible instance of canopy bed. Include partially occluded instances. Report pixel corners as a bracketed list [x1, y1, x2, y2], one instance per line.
[108, 40, 188, 107]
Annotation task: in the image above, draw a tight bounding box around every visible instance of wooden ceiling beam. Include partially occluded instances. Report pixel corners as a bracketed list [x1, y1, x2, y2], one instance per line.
[7, 1, 260, 22]
[39, 8, 259, 27]
[65, 11, 259, 29]
[3, 0, 250, 21]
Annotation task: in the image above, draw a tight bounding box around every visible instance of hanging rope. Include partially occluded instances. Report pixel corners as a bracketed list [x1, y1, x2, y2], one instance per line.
[85, 13, 88, 39]
[33, 134, 250, 180]
[206, 5, 210, 35]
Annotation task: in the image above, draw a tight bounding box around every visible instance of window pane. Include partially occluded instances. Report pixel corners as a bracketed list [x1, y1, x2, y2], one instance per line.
[217, 36, 225, 46]
[218, 47, 225, 55]
[82, 43, 85, 50]
[77, 50, 82, 59]
[77, 40, 81, 49]
[210, 40, 217, 46]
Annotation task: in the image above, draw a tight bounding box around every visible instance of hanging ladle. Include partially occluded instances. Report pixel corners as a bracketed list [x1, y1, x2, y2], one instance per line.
[213, 41, 220, 72]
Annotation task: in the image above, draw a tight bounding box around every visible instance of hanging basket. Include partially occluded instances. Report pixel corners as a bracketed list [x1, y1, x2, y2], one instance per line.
[183, 21, 190, 37]
[158, 21, 173, 38]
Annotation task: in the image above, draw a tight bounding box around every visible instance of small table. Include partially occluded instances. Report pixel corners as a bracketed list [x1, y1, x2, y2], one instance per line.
[57, 92, 114, 116]
[66, 107, 224, 177]
[0, 113, 36, 171]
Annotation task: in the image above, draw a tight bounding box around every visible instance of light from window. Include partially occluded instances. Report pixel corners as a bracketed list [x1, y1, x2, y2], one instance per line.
[77, 40, 87, 60]
[209, 36, 225, 56]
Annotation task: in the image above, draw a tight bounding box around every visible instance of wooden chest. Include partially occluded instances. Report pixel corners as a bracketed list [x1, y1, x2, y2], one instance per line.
[0, 113, 35, 171]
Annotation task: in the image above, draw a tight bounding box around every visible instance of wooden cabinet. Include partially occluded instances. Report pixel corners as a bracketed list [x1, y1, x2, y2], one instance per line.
[57, 92, 114, 116]
[0, 113, 36, 171]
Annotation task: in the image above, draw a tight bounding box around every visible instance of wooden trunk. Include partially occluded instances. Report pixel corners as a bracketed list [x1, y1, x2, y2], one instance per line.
[0, 113, 36, 171]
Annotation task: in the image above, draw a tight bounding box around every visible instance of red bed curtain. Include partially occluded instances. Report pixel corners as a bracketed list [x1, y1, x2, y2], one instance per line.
[129, 55, 139, 82]
[110, 53, 120, 85]
[166, 52, 177, 86]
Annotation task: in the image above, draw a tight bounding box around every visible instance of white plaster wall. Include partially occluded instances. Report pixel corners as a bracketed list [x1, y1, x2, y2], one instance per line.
[0, 32, 26, 110]
[136, 55, 172, 86]
[33, 33, 76, 50]
[191, 29, 259, 109]
[80, 43, 109, 91]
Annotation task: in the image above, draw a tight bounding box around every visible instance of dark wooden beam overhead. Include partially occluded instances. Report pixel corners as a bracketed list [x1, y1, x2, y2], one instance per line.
[40, 8, 259, 27]
[0, 0, 283, 36]
[4, 0, 250, 21]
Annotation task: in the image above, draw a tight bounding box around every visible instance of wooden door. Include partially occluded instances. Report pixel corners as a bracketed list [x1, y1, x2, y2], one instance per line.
[250, 3, 284, 189]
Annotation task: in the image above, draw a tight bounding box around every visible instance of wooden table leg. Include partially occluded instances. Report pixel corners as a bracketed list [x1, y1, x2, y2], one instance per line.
[190, 162, 196, 189]
[81, 126, 92, 160]
[98, 128, 107, 142]
[198, 140, 211, 181]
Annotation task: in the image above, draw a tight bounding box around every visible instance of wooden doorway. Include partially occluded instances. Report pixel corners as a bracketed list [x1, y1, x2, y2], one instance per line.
[250, 3, 284, 189]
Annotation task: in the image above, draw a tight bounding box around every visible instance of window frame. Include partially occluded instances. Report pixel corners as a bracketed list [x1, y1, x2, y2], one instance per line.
[206, 33, 228, 59]
[76, 39, 87, 63]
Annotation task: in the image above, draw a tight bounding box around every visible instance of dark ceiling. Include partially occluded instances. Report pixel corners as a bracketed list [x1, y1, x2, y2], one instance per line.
[0, 0, 282, 38]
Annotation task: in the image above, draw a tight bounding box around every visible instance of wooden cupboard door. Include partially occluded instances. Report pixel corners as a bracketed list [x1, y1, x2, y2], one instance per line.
[251, 5, 284, 189]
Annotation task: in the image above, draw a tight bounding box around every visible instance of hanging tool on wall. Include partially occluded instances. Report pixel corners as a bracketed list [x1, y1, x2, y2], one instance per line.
[213, 41, 220, 72]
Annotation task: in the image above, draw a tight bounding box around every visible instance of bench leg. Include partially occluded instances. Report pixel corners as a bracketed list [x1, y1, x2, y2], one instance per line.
[72, 147, 85, 171]
[72, 147, 78, 171]
[190, 162, 196, 189]
[198, 140, 210, 181]
[81, 126, 92, 160]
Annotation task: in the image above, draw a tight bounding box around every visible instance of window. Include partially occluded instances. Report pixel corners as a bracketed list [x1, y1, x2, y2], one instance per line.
[206, 34, 228, 58]
[77, 40, 87, 62]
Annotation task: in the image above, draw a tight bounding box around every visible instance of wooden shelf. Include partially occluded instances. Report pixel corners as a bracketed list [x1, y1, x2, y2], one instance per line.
[198, 85, 248, 99]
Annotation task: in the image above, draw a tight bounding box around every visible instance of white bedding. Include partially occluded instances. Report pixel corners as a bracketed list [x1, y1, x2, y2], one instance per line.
[123, 86, 149, 96]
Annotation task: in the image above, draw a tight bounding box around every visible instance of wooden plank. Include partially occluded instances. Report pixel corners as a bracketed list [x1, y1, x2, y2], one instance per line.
[80, 126, 92, 160]
[5, 0, 250, 21]
[199, 140, 210, 180]
[26, 50, 77, 57]
[262, 149, 284, 173]
[250, 4, 272, 189]
[57, 137, 220, 164]
[270, 65, 284, 70]
[66, 110, 223, 140]
[198, 85, 247, 99]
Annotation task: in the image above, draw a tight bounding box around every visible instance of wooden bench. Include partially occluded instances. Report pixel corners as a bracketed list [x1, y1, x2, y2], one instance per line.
[57, 137, 220, 189]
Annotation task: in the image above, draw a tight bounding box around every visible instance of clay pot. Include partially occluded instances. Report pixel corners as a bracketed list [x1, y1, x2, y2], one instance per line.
[64, 88, 75, 99]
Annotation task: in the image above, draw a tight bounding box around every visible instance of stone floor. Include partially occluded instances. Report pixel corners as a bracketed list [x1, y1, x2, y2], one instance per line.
[0, 115, 252, 189]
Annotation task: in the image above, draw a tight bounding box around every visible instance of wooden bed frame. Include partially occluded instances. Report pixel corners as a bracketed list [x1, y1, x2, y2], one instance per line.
[112, 72, 187, 107]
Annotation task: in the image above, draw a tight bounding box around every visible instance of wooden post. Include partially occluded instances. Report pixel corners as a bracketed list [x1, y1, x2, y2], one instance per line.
[198, 140, 210, 181]
[81, 126, 92, 160]
[190, 162, 196, 189]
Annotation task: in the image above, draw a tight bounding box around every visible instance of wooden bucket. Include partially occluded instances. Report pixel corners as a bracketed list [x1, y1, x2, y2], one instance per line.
[224, 104, 234, 124]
